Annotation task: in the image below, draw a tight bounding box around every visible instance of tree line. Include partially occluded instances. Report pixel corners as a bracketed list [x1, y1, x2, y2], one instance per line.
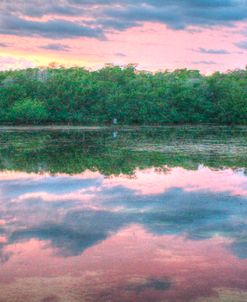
[0, 65, 246, 124]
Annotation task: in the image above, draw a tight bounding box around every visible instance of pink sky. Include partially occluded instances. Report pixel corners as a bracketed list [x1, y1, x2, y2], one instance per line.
[0, 1, 247, 73]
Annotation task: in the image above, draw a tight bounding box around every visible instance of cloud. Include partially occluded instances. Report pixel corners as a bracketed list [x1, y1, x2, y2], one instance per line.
[0, 0, 246, 39]
[195, 48, 230, 54]
[235, 40, 247, 49]
[0, 42, 9, 47]
[115, 52, 127, 57]
[192, 60, 217, 65]
[40, 43, 71, 51]
[97, 0, 247, 31]
[0, 14, 104, 39]
[1, 0, 86, 18]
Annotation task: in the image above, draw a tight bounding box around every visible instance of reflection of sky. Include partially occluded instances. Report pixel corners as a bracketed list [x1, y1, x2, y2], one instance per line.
[0, 167, 247, 301]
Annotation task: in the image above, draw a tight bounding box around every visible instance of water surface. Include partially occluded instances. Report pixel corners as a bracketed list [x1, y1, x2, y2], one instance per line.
[0, 126, 246, 302]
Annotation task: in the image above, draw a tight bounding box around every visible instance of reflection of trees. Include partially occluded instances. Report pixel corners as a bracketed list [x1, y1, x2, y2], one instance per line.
[0, 126, 246, 175]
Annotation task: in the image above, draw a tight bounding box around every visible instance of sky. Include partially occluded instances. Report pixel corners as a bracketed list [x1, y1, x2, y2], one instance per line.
[0, 0, 247, 73]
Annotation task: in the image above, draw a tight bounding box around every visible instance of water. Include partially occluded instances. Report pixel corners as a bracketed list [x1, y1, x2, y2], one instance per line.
[0, 126, 246, 302]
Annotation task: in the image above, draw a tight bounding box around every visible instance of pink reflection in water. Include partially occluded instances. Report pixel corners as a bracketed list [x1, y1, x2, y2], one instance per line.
[3, 167, 246, 209]
[105, 167, 247, 196]
[0, 225, 247, 302]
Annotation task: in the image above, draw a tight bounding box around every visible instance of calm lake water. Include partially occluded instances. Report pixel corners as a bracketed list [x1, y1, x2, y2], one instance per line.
[0, 126, 247, 302]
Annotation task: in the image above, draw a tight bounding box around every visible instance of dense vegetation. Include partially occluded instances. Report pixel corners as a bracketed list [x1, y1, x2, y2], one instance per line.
[0, 65, 246, 124]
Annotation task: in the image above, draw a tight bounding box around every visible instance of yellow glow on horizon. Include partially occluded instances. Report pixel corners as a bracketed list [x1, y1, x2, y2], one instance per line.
[0, 49, 104, 69]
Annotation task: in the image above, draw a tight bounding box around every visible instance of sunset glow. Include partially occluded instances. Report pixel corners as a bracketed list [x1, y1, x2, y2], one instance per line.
[0, 1, 246, 72]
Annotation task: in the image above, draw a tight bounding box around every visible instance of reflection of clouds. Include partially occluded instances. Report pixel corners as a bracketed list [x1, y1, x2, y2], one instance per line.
[0, 236, 7, 243]
[0, 173, 103, 200]
[126, 277, 171, 293]
[0, 226, 247, 302]
[104, 167, 247, 196]
[0, 245, 12, 264]
[9, 210, 131, 257]
[15, 189, 101, 208]
[1, 167, 246, 199]
[0, 168, 246, 260]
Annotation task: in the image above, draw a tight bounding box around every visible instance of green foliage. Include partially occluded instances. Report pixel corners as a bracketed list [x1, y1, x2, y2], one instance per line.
[9, 98, 48, 124]
[0, 65, 246, 125]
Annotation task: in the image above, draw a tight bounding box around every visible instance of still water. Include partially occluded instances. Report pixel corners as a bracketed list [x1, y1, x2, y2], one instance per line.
[0, 126, 246, 302]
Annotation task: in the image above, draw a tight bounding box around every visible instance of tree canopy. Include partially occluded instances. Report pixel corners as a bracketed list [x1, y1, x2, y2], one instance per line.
[0, 65, 246, 125]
